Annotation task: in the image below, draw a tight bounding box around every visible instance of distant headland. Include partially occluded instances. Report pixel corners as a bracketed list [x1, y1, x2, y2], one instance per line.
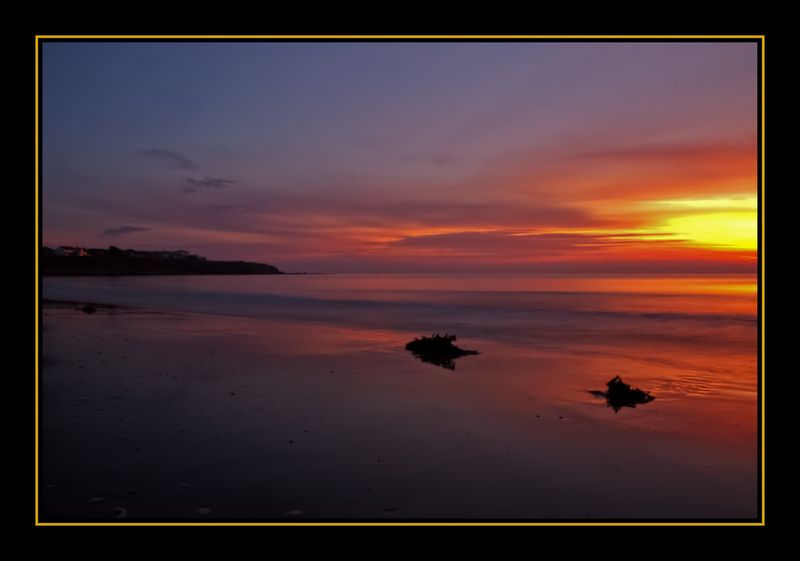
[42, 246, 283, 276]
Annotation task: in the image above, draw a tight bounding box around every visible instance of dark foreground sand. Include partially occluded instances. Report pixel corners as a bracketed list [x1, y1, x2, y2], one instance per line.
[40, 302, 757, 521]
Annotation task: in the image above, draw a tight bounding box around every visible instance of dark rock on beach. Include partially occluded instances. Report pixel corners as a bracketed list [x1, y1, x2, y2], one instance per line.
[405, 334, 479, 370]
[590, 375, 655, 413]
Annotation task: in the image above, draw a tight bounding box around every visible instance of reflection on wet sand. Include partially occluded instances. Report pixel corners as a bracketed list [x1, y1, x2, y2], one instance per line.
[40, 274, 757, 521]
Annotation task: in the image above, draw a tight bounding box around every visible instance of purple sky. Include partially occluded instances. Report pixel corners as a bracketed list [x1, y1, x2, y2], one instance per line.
[42, 41, 757, 272]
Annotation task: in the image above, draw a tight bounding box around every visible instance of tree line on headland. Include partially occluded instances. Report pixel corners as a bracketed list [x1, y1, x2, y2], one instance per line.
[41, 246, 283, 275]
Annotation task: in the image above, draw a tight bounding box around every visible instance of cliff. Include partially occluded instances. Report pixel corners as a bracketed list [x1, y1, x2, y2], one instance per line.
[42, 250, 282, 276]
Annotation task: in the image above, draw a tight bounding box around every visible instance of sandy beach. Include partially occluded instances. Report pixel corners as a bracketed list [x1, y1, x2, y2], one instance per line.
[40, 275, 758, 521]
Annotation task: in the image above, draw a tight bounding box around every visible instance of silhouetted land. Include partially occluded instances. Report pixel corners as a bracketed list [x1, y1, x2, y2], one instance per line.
[42, 247, 282, 276]
[589, 375, 655, 413]
[405, 333, 479, 370]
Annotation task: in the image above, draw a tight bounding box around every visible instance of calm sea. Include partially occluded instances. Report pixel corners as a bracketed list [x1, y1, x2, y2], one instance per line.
[41, 273, 759, 519]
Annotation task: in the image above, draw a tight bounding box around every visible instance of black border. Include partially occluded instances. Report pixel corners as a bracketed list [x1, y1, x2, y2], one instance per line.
[34, 35, 765, 526]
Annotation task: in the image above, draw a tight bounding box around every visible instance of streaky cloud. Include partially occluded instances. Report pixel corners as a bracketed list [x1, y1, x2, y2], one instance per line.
[184, 177, 236, 192]
[140, 148, 198, 170]
[99, 225, 151, 238]
[572, 140, 755, 162]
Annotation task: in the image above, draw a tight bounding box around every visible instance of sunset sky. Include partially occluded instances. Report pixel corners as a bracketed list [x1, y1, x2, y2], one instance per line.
[42, 41, 758, 273]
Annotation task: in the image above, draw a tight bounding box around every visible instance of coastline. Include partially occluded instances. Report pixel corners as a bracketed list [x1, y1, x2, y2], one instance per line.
[42, 272, 316, 277]
[41, 252, 283, 276]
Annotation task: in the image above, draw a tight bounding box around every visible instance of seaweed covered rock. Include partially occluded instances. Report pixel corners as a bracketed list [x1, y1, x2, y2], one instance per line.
[405, 333, 479, 370]
[590, 375, 655, 413]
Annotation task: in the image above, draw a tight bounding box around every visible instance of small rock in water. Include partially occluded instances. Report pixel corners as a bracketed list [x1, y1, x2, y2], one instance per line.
[81, 305, 97, 314]
[590, 375, 655, 413]
[404, 333, 479, 370]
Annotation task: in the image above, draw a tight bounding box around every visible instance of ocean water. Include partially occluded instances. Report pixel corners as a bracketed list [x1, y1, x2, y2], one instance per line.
[42, 273, 757, 388]
[42, 273, 755, 339]
[41, 273, 759, 520]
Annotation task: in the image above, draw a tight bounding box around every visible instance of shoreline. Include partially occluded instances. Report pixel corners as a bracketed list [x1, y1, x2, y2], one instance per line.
[40, 296, 757, 521]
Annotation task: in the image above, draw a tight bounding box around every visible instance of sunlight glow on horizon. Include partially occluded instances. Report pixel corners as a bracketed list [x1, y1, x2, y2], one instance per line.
[659, 212, 757, 251]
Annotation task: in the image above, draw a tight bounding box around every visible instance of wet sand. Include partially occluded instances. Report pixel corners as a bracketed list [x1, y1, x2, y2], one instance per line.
[40, 300, 757, 521]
